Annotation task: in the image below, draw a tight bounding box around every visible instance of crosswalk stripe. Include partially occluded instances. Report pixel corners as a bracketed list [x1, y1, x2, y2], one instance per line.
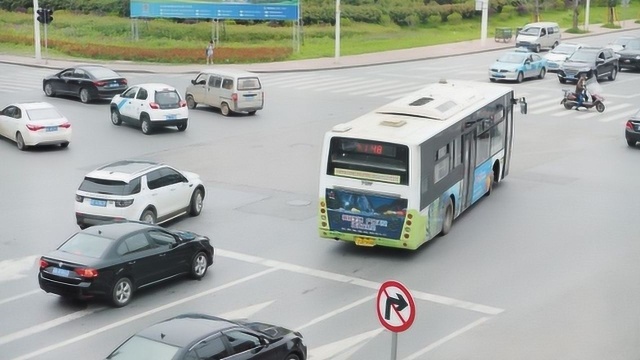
[297, 77, 364, 90]
[598, 108, 638, 123]
[360, 82, 418, 97]
[528, 98, 567, 115]
[262, 74, 321, 86]
[384, 84, 429, 99]
[265, 75, 335, 88]
[578, 103, 633, 119]
[330, 79, 399, 94]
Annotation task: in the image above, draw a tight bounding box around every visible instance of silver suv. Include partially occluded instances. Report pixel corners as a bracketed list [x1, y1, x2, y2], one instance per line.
[75, 160, 205, 229]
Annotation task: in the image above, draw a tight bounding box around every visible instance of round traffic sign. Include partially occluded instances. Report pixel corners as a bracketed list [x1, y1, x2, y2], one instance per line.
[376, 280, 416, 332]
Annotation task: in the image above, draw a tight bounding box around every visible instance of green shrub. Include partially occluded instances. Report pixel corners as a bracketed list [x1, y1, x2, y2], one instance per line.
[428, 14, 441, 24]
[448, 12, 463, 23]
[405, 14, 420, 26]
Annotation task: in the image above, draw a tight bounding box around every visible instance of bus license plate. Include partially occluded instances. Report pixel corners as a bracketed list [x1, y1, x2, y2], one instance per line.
[355, 237, 375, 247]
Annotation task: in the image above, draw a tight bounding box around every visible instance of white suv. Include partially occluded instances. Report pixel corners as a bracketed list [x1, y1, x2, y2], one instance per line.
[75, 160, 205, 229]
[109, 83, 189, 134]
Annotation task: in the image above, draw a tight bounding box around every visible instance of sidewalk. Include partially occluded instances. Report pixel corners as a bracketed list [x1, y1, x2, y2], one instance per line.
[1, 20, 639, 74]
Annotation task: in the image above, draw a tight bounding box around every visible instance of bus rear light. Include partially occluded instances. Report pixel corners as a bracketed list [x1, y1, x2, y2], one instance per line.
[403, 233, 410, 239]
[407, 213, 413, 219]
[321, 222, 327, 227]
[320, 201, 325, 207]
[404, 227, 410, 233]
[320, 208, 326, 214]
[406, 220, 412, 226]
[320, 215, 326, 221]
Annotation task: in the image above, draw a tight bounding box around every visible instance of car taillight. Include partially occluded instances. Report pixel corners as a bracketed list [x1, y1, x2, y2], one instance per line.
[626, 121, 634, 130]
[231, 93, 238, 102]
[149, 102, 159, 109]
[75, 268, 99, 278]
[121, 79, 128, 85]
[179, 100, 187, 107]
[115, 199, 134, 207]
[26, 124, 44, 131]
[59, 122, 71, 129]
[39, 258, 49, 269]
[94, 81, 106, 86]
[75, 194, 84, 202]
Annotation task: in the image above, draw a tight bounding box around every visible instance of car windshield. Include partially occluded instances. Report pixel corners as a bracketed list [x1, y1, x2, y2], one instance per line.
[498, 53, 526, 64]
[86, 67, 120, 79]
[551, 44, 578, 55]
[154, 90, 181, 109]
[107, 335, 180, 360]
[59, 233, 112, 258]
[568, 51, 596, 62]
[519, 27, 540, 36]
[79, 177, 140, 195]
[624, 39, 640, 50]
[26, 107, 62, 121]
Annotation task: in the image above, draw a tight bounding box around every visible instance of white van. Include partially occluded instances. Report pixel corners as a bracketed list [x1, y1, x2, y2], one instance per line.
[185, 69, 264, 116]
[515, 22, 561, 53]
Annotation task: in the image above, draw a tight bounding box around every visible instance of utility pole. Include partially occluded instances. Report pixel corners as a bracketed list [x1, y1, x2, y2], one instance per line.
[334, 0, 341, 63]
[33, 0, 41, 60]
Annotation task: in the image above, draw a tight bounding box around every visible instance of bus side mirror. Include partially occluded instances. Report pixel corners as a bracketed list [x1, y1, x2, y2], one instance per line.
[520, 98, 528, 114]
[191, 79, 196, 85]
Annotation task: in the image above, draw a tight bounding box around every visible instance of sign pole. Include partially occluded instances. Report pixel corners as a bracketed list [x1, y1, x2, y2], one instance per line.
[334, 0, 340, 63]
[44, 20, 48, 64]
[391, 332, 398, 360]
[33, 0, 41, 61]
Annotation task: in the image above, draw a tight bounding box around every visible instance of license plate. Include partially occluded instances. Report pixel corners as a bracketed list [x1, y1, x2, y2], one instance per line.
[52, 267, 70, 277]
[90, 199, 107, 207]
[165, 114, 177, 120]
[355, 237, 376, 247]
[108, 82, 119, 87]
[46, 126, 57, 132]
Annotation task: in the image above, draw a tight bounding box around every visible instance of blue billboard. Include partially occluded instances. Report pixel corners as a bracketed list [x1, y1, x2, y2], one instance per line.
[131, 0, 299, 20]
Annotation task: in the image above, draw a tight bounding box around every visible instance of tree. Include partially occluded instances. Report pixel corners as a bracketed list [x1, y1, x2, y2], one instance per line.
[572, 0, 580, 30]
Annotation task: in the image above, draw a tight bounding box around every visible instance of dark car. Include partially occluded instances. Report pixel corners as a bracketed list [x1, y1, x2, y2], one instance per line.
[557, 47, 619, 83]
[617, 38, 640, 71]
[43, 65, 128, 103]
[625, 108, 640, 147]
[105, 313, 307, 360]
[38, 222, 214, 307]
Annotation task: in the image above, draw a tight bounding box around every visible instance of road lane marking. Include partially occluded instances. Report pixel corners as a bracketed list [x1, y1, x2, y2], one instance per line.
[0, 308, 100, 346]
[0, 255, 39, 282]
[308, 328, 384, 360]
[401, 316, 491, 360]
[10, 268, 277, 360]
[217, 249, 504, 315]
[0, 289, 41, 306]
[295, 294, 376, 331]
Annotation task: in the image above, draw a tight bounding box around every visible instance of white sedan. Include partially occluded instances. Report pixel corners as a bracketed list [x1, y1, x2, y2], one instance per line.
[0, 102, 72, 151]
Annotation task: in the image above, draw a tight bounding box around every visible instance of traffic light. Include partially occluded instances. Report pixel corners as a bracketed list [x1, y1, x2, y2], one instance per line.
[45, 8, 53, 24]
[36, 8, 45, 24]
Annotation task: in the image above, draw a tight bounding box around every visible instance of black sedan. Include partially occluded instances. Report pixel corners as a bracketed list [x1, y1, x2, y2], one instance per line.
[105, 313, 307, 360]
[42, 65, 128, 103]
[38, 222, 214, 307]
[557, 47, 619, 83]
[618, 37, 640, 71]
[625, 108, 640, 147]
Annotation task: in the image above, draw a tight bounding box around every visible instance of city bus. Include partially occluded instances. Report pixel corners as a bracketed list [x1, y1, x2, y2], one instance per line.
[318, 79, 527, 250]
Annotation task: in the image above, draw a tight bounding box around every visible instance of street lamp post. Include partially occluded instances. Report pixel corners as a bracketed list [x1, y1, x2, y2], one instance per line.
[335, 0, 341, 62]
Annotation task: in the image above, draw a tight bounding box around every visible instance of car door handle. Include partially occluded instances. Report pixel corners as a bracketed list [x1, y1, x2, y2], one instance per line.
[159, 253, 167, 257]
[128, 261, 136, 264]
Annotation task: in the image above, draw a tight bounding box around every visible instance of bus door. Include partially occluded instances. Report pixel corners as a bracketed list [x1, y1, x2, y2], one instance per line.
[502, 108, 514, 178]
[461, 131, 476, 211]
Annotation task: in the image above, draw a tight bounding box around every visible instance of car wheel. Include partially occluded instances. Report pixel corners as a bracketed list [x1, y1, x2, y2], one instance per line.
[628, 138, 637, 147]
[141, 115, 151, 135]
[177, 121, 188, 132]
[221, 102, 230, 116]
[608, 67, 617, 81]
[60, 142, 69, 148]
[552, 41, 559, 49]
[16, 132, 26, 151]
[284, 354, 301, 360]
[190, 252, 209, 280]
[111, 277, 133, 307]
[516, 72, 524, 83]
[186, 95, 197, 109]
[440, 198, 454, 236]
[535, 44, 541, 53]
[538, 68, 546, 79]
[111, 108, 122, 125]
[44, 82, 55, 97]
[558, 78, 566, 84]
[248, 110, 257, 115]
[140, 209, 156, 224]
[79, 88, 91, 103]
[189, 188, 204, 216]
[489, 78, 496, 82]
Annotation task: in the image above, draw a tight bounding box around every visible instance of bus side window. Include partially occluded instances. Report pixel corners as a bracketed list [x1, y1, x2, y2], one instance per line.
[434, 144, 450, 183]
[453, 138, 462, 167]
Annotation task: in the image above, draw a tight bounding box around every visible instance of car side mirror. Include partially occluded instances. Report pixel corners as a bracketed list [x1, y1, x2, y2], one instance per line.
[596, 59, 604, 64]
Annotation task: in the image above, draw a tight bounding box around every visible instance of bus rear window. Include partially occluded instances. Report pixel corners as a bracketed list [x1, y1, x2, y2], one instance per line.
[327, 137, 409, 185]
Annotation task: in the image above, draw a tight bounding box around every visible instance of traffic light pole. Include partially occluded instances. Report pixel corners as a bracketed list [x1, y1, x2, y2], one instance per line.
[33, 0, 41, 60]
[44, 19, 48, 63]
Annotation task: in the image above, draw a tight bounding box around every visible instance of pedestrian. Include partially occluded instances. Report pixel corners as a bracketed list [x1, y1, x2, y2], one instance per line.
[206, 40, 215, 65]
[574, 73, 587, 110]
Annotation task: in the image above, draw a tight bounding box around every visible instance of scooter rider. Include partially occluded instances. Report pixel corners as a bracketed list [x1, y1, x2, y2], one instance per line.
[575, 73, 587, 110]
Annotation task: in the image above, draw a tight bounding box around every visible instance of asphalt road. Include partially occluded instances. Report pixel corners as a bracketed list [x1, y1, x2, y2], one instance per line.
[1, 30, 639, 360]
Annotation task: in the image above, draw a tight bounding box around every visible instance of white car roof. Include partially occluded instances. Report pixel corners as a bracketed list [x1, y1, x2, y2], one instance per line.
[197, 68, 259, 77]
[86, 160, 164, 182]
[13, 102, 56, 110]
[134, 83, 178, 92]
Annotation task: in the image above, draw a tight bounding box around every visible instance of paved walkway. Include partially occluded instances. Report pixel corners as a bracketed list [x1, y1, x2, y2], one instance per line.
[1, 20, 639, 74]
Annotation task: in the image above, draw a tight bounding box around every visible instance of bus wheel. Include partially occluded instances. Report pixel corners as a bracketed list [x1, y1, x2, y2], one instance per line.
[441, 199, 454, 236]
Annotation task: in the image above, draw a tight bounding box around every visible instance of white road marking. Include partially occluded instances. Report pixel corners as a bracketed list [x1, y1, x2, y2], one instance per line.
[218, 300, 274, 320]
[0, 308, 100, 346]
[296, 294, 376, 331]
[598, 108, 638, 123]
[217, 249, 504, 315]
[0, 289, 41, 306]
[577, 103, 632, 119]
[330, 79, 400, 93]
[296, 76, 361, 90]
[308, 328, 384, 360]
[9, 268, 277, 360]
[401, 316, 491, 360]
[351, 82, 411, 96]
[0, 255, 39, 282]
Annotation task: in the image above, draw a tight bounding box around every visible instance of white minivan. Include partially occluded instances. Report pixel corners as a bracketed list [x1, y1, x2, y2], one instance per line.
[515, 22, 561, 53]
[185, 69, 264, 116]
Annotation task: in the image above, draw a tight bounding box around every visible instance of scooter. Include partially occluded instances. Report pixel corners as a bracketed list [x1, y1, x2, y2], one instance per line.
[561, 86, 605, 113]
